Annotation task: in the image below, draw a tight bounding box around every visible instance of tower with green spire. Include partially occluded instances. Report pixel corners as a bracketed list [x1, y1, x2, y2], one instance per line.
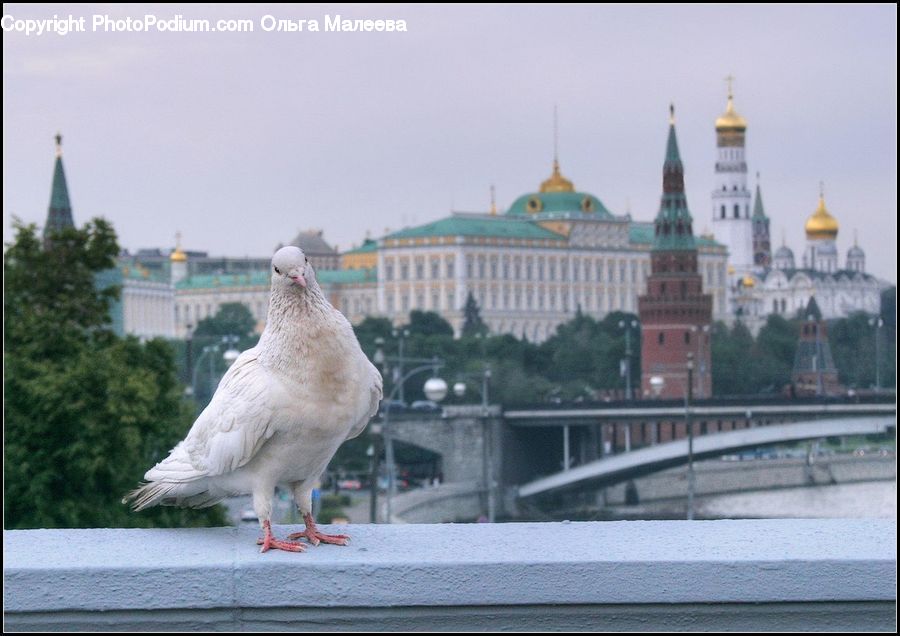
[752, 172, 771, 268]
[639, 106, 713, 399]
[43, 133, 75, 248]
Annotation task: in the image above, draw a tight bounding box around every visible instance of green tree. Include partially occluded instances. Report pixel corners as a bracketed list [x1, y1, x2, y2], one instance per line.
[461, 291, 488, 337]
[4, 219, 226, 529]
[711, 320, 755, 395]
[193, 302, 256, 338]
[753, 314, 798, 392]
[406, 310, 454, 338]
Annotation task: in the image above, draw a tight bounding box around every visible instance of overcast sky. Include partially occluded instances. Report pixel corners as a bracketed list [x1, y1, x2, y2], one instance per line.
[3, 4, 896, 282]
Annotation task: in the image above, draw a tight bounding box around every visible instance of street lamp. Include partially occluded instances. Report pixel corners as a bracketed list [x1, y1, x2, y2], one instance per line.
[190, 335, 242, 400]
[453, 366, 495, 522]
[618, 319, 638, 401]
[649, 375, 664, 444]
[869, 317, 884, 391]
[392, 328, 411, 404]
[685, 353, 695, 521]
[371, 358, 446, 524]
[691, 324, 710, 398]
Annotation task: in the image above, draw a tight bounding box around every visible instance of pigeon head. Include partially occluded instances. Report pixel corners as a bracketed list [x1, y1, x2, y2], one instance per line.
[271, 246, 315, 290]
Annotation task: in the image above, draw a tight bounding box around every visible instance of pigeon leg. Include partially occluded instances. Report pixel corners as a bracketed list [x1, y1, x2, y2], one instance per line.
[287, 512, 350, 546]
[257, 519, 306, 553]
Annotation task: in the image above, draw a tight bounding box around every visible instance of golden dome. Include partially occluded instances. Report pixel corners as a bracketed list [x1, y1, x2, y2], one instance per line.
[715, 95, 747, 131]
[540, 159, 575, 193]
[170, 230, 188, 262]
[805, 193, 839, 240]
[741, 274, 756, 288]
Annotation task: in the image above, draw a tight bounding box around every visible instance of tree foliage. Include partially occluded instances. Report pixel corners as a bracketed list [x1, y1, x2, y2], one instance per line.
[461, 291, 488, 337]
[4, 220, 226, 529]
[193, 302, 257, 339]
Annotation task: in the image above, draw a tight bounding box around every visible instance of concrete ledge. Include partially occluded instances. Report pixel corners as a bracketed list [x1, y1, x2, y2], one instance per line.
[4, 520, 897, 631]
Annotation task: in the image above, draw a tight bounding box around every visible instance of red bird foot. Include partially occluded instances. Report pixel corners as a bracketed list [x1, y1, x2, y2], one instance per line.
[257, 520, 306, 553]
[287, 512, 350, 546]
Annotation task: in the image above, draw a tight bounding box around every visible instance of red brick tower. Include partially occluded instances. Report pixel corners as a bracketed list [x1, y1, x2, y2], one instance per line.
[639, 106, 713, 399]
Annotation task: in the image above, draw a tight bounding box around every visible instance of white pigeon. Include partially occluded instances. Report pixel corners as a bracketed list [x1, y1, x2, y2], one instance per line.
[126, 246, 383, 552]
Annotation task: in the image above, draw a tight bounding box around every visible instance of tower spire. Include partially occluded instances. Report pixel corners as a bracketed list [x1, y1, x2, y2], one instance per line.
[654, 105, 694, 251]
[490, 184, 497, 215]
[43, 132, 75, 247]
[553, 104, 559, 166]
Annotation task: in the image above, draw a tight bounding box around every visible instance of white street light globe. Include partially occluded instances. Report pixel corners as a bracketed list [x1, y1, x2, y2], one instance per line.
[453, 382, 467, 398]
[423, 377, 448, 402]
[223, 348, 241, 365]
[650, 375, 665, 397]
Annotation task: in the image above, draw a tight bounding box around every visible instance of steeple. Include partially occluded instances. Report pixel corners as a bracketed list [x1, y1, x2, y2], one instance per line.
[653, 105, 695, 251]
[752, 172, 766, 219]
[43, 133, 75, 246]
[539, 106, 575, 193]
[752, 172, 772, 268]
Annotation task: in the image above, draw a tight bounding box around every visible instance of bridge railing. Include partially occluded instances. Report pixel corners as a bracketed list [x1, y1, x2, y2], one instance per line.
[4, 519, 895, 631]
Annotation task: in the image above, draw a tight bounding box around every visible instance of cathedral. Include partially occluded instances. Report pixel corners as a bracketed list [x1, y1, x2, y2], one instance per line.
[708, 82, 889, 333]
[38, 79, 890, 344]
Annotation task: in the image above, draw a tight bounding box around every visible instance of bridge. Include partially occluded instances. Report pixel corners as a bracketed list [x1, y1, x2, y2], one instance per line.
[381, 397, 895, 521]
[517, 415, 895, 499]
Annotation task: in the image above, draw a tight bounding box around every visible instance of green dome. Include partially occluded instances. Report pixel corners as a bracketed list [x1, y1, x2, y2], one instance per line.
[506, 190, 614, 219]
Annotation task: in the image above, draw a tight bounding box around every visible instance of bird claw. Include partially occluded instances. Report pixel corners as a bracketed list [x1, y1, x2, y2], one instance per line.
[257, 519, 306, 553]
[288, 512, 351, 546]
[257, 535, 306, 553]
[287, 528, 350, 546]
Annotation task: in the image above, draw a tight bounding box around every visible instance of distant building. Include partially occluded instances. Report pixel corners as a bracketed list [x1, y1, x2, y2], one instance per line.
[285, 229, 340, 271]
[707, 81, 889, 332]
[791, 297, 842, 396]
[639, 107, 713, 399]
[732, 189, 887, 331]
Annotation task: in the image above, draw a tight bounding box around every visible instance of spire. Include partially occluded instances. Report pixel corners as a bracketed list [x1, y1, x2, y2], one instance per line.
[753, 172, 767, 219]
[654, 105, 695, 251]
[665, 104, 682, 165]
[540, 105, 575, 193]
[43, 132, 75, 246]
[489, 184, 497, 215]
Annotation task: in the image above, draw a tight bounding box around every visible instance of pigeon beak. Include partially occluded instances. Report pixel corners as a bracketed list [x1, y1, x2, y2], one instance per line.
[290, 273, 307, 288]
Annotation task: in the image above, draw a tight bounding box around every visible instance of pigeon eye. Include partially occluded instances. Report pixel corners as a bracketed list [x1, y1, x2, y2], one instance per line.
[274, 266, 281, 274]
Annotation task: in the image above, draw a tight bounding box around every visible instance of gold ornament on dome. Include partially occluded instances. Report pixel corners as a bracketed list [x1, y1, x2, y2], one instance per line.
[539, 159, 575, 193]
[805, 190, 839, 240]
[715, 77, 747, 131]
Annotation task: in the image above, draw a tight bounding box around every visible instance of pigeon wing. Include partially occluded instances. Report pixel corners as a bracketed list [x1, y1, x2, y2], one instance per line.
[145, 350, 287, 482]
[345, 361, 383, 441]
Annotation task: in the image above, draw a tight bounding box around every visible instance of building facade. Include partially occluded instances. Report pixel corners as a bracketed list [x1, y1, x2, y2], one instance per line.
[639, 108, 713, 399]
[375, 158, 727, 341]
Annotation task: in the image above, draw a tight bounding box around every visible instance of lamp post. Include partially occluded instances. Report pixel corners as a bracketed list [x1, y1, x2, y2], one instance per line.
[369, 337, 386, 523]
[692, 324, 710, 398]
[869, 317, 883, 391]
[190, 335, 242, 401]
[453, 366, 494, 522]
[618, 319, 638, 401]
[649, 375, 664, 445]
[377, 359, 446, 524]
[392, 328, 411, 404]
[185, 323, 195, 387]
[685, 353, 695, 521]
